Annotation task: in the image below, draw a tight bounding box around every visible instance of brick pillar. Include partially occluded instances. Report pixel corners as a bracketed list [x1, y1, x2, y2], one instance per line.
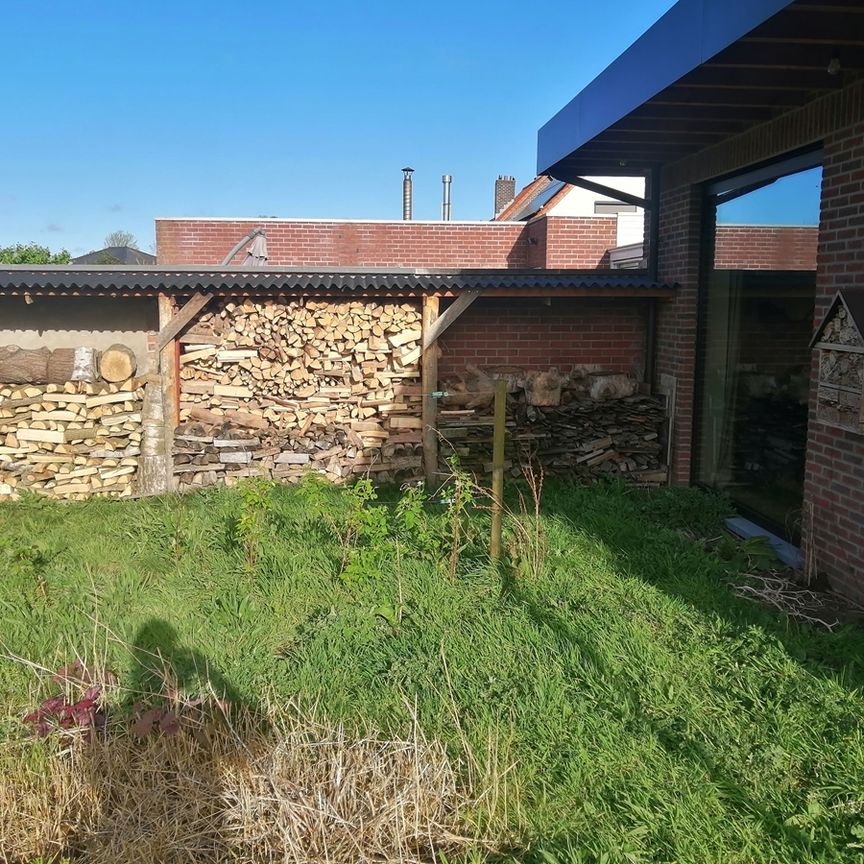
[654, 182, 704, 485]
[802, 118, 864, 601]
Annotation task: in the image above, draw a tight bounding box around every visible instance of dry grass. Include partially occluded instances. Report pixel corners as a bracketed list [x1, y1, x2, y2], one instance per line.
[0, 700, 481, 864]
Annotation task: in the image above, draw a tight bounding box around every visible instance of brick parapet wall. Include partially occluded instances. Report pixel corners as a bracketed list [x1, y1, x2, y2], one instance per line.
[438, 297, 648, 383]
[156, 219, 532, 269]
[157, 214, 811, 273]
[714, 225, 818, 270]
[544, 217, 617, 268]
[156, 215, 622, 270]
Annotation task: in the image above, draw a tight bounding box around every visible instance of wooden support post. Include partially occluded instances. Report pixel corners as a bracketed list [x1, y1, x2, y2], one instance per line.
[421, 295, 440, 488]
[158, 293, 179, 430]
[490, 377, 507, 561]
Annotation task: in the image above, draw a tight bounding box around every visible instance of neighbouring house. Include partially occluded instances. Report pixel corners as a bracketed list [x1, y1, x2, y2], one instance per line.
[72, 246, 156, 265]
[494, 174, 648, 268]
[538, 0, 864, 601]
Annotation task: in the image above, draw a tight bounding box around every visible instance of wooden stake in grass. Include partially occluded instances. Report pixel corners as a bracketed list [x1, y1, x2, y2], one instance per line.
[490, 377, 507, 561]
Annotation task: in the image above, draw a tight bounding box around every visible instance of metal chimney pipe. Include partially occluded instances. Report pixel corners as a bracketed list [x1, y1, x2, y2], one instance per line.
[441, 174, 452, 221]
[402, 167, 414, 220]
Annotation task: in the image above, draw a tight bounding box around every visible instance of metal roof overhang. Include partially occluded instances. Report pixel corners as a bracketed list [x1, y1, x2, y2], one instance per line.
[0, 266, 675, 299]
[538, 0, 864, 180]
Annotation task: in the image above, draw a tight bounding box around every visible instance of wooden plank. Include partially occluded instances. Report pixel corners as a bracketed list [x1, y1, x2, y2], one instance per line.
[85, 390, 138, 408]
[157, 294, 181, 473]
[422, 289, 481, 349]
[421, 295, 440, 487]
[156, 291, 214, 352]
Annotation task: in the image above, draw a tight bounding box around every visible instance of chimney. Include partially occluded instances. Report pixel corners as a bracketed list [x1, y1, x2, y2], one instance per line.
[494, 175, 516, 216]
[402, 167, 414, 220]
[442, 174, 452, 221]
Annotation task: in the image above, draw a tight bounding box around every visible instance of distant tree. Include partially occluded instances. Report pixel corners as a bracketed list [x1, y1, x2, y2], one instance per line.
[104, 230, 137, 249]
[0, 242, 71, 264]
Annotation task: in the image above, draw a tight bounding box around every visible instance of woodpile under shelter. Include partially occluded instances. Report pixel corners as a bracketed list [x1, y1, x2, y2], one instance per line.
[0, 266, 673, 499]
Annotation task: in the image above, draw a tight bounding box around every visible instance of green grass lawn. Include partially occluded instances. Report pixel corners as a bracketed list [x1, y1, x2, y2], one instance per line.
[2, 477, 864, 863]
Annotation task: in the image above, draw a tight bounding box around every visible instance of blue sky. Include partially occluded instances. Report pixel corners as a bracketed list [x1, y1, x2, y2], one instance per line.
[1, 0, 678, 254]
[1, 1, 820, 258]
[716, 168, 822, 226]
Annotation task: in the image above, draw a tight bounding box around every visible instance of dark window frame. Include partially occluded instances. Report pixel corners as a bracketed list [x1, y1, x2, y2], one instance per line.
[690, 147, 823, 542]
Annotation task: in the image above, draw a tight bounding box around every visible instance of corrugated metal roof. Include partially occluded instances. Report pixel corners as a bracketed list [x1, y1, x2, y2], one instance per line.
[0, 266, 673, 297]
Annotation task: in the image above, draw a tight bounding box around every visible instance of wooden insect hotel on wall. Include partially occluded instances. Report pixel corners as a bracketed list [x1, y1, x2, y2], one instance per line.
[810, 289, 864, 434]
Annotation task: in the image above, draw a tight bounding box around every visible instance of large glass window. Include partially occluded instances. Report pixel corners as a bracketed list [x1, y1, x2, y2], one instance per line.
[694, 163, 821, 540]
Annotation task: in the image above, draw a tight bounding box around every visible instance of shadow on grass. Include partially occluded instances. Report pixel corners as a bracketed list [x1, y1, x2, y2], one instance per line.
[4, 622, 470, 863]
[498, 574, 822, 861]
[129, 618, 245, 707]
[536, 480, 864, 693]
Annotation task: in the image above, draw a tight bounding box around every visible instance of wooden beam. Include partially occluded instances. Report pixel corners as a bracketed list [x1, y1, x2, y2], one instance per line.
[156, 291, 213, 352]
[422, 289, 481, 350]
[421, 295, 440, 488]
[564, 177, 647, 209]
[157, 293, 180, 432]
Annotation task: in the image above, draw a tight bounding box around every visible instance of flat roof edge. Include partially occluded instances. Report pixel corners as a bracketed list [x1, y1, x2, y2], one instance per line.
[537, 0, 794, 174]
[155, 217, 517, 226]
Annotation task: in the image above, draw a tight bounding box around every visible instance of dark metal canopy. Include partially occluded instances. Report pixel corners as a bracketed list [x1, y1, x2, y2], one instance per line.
[0, 266, 674, 298]
[538, 0, 864, 180]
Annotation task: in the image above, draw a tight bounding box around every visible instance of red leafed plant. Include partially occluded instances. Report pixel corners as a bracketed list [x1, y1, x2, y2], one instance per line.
[24, 658, 233, 741]
[24, 683, 106, 738]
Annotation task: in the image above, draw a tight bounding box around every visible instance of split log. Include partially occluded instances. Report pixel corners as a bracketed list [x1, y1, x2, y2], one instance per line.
[100, 344, 138, 383]
[439, 367, 667, 486]
[188, 406, 270, 431]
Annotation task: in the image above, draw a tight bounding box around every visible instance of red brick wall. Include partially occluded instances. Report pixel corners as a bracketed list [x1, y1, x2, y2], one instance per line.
[803, 114, 864, 602]
[157, 219, 530, 268]
[156, 215, 620, 270]
[655, 77, 864, 601]
[543, 217, 618, 268]
[438, 298, 647, 381]
[714, 225, 818, 270]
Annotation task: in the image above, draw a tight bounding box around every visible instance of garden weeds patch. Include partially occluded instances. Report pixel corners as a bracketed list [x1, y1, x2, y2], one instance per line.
[1, 479, 864, 862]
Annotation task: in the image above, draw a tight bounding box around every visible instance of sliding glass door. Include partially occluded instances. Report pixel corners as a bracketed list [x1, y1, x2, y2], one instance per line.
[694, 162, 820, 540]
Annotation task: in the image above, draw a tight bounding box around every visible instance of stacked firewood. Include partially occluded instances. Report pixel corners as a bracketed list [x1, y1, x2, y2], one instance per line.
[174, 298, 423, 487]
[438, 367, 667, 484]
[0, 380, 145, 500]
